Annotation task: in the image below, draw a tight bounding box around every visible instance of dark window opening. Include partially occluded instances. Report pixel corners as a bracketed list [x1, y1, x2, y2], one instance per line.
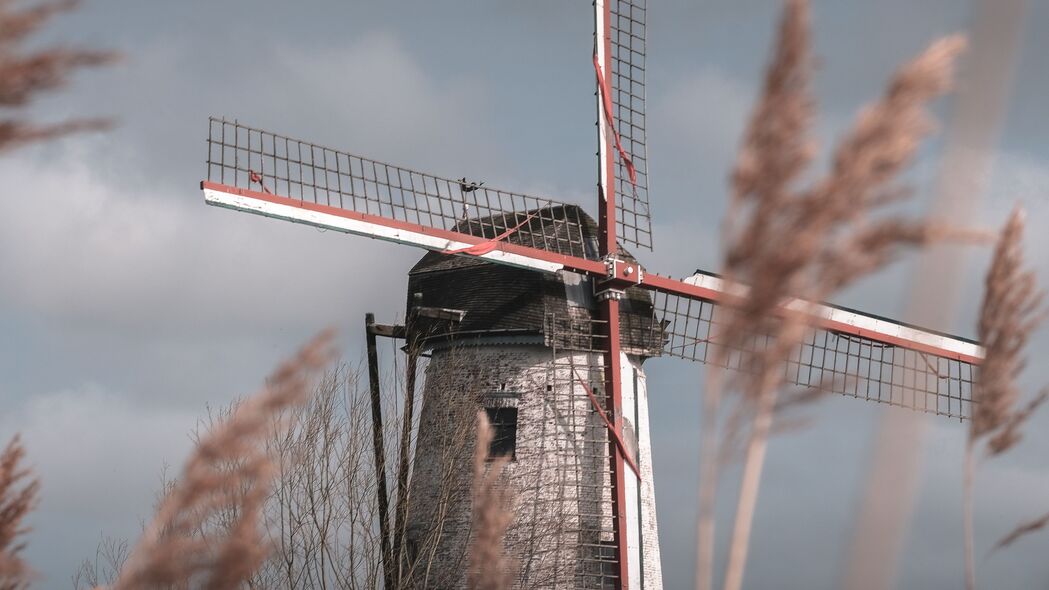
[485, 406, 518, 460]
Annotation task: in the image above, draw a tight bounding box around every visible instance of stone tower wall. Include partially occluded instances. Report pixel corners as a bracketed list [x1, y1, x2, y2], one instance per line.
[403, 343, 662, 589]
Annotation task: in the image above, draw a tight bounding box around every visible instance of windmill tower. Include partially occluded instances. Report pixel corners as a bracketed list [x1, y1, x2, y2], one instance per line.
[199, 1, 985, 589]
[402, 206, 663, 588]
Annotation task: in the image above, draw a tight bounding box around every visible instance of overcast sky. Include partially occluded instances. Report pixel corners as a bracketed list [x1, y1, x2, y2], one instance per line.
[2, 1, 1049, 588]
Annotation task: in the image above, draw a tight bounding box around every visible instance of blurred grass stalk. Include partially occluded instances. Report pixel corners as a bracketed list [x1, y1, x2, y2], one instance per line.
[0, 0, 117, 152]
[467, 412, 514, 590]
[841, 1, 1026, 589]
[697, 1, 975, 588]
[0, 436, 39, 589]
[112, 331, 335, 590]
[964, 209, 1046, 590]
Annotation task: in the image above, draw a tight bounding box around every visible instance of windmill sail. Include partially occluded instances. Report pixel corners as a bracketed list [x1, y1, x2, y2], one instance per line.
[651, 272, 980, 420]
[202, 119, 980, 421]
[203, 118, 594, 272]
[606, 0, 653, 251]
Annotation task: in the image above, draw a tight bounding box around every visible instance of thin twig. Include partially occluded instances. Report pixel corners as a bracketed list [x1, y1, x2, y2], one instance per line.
[113, 331, 335, 590]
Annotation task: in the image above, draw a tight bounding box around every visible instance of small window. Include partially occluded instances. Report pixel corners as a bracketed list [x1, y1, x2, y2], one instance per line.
[485, 407, 518, 460]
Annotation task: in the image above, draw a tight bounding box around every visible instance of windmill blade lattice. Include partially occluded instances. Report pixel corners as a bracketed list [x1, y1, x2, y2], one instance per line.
[652, 283, 976, 420]
[205, 118, 592, 257]
[540, 348, 622, 588]
[608, 0, 653, 250]
[203, 117, 979, 422]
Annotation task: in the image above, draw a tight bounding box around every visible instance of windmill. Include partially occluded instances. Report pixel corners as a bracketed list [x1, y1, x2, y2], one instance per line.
[199, 1, 983, 588]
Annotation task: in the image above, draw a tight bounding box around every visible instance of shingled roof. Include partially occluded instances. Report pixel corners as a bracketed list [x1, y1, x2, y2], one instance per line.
[406, 205, 663, 357]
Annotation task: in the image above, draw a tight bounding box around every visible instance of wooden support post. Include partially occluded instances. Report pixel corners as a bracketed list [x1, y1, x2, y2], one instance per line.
[600, 296, 630, 589]
[365, 313, 395, 590]
[392, 331, 419, 585]
[596, 0, 629, 585]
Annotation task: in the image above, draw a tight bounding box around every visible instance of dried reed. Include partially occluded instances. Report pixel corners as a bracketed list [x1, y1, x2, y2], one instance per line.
[964, 209, 1045, 589]
[991, 510, 1049, 554]
[0, 0, 115, 152]
[0, 436, 38, 590]
[970, 210, 1045, 452]
[704, 1, 966, 588]
[844, 4, 1027, 584]
[696, 2, 812, 587]
[467, 412, 514, 590]
[111, 330, 335, 590]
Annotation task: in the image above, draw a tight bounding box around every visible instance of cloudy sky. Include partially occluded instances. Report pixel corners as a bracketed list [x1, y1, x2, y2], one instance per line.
[2, 1, 1049, 588]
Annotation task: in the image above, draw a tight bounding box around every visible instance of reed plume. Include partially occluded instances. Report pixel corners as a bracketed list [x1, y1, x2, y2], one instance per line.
[963, 209, 1045, 589]
[991, 510, 1049, 554]
[467, 412, 514, 590]
[971, 209, 1045, 451]
[695, 3, 811, 588]
[0, 436, 38, 590]
[705, 1, 967, 588]
[112, 330, 335, 590]
[0, 0, 115, 152]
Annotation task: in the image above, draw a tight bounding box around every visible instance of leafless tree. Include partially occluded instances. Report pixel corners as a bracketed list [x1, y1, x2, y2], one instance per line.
[71, 537, 128, 590]
[77, 340, 515, 590]
[250, 363, 389, 589]
[112, 331, 335, 590]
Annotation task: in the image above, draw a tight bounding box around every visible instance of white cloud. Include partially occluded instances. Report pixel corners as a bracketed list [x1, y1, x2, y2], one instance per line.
[0, 29, 528, 340]
[0, 151, 415, 338]
[253, 31, 504, 178]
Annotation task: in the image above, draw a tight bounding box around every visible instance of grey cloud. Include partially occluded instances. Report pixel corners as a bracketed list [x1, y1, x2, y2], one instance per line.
[0, 386, 199, 587]
[0, 149, 413, 336]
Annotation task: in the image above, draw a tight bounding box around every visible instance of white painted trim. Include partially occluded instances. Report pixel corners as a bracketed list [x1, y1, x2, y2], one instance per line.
[683, 273, 984, 360]
[620, 351, 643, 590]
[595, 0, 610, 202]
[202, 188, 565, 274]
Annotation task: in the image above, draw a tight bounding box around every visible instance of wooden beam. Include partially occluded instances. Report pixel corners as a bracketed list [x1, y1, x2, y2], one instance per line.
[365, 313, 395, 590]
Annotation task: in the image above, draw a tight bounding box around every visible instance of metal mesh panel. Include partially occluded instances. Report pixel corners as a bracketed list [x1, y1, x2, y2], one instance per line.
[205, 118, 593, 257]
[511, 316, 620, 589]
[653, 290, 976, 420]
[545, 313, 610, 354]
[610, 0, 653, 250]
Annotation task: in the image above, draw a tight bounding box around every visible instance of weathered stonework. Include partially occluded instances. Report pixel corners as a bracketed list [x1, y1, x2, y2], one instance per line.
[403, 342, 662, 589]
